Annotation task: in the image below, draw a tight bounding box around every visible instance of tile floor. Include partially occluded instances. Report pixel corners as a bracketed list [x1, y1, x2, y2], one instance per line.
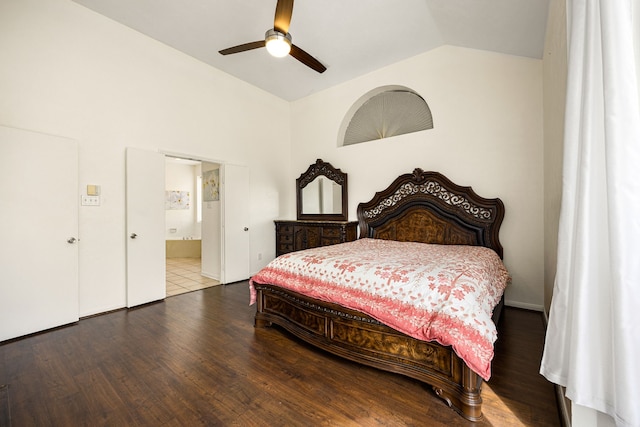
[166, 257, 220, 297]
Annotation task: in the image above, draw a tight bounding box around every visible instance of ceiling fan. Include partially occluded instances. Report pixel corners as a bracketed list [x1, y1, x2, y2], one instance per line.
[218, 0, 326, 73]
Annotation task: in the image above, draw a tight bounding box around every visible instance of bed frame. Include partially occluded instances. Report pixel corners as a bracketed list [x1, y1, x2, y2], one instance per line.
[253, 169, 505, 421]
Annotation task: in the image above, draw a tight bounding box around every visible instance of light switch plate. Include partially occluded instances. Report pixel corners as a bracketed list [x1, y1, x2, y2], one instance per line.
[81, 195, 100, 206]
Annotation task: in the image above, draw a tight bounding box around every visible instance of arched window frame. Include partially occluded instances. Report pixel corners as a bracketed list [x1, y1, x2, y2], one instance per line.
[338, 85, 433, 147]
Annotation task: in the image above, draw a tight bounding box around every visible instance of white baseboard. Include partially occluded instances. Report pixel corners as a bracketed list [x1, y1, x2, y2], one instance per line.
[80, 303, 126, 318]
[201, 271, 220, 281]
[504, 299, 545, 312]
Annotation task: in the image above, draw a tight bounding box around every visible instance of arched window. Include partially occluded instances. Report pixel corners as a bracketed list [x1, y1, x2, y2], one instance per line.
[339, 86, 433, 146]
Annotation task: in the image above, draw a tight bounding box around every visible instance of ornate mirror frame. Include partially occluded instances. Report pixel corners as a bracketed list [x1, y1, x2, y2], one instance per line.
[296, 159, 348, 221]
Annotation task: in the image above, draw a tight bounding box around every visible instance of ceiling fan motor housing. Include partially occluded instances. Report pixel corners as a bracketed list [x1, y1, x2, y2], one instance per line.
[265, 29, 292, 57]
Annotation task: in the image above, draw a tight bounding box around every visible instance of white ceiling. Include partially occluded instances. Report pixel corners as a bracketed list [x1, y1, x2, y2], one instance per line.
[72, 0, 550, 101]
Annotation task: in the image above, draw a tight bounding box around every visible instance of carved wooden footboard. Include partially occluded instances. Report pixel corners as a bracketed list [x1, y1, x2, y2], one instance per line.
[254, 283, 504, 421]
[255, 169, 506, 421]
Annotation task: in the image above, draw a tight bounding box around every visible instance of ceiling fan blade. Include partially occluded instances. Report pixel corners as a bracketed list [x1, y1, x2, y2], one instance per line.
[274, 0, 294, 34]
[219, 40, 265, 55]
[290, 44, 326, 73]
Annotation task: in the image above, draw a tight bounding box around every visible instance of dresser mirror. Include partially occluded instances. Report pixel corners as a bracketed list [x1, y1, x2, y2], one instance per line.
[296, 159, 348, 221]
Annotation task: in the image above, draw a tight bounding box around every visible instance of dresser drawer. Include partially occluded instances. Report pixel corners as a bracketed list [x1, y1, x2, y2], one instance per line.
[321, 237, 341, 246]
[322, 227, 342, 238]
[277, 243, 294, 254]
[277, 224, 294, 234]
[277, 233, 293, 244]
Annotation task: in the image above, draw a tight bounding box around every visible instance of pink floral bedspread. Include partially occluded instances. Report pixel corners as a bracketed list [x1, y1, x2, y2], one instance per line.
[249, 238, 510, 380]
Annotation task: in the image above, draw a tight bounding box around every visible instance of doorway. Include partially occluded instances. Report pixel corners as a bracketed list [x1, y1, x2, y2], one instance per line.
[126, 148, 250, 307]
[164, 157, 221, 297]
[165, 258, 219, 296]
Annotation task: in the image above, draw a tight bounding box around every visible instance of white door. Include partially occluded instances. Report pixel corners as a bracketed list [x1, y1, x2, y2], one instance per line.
[126, 148, 166, 307]
[221, 163, 250, 284]
[0, 126, 79, 341]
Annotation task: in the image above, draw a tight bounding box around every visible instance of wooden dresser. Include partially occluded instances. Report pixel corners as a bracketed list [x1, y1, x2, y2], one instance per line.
[275, 220, 358, 256]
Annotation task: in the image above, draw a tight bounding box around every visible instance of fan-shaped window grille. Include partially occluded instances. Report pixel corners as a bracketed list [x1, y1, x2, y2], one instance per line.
[340, 86, 433, 146]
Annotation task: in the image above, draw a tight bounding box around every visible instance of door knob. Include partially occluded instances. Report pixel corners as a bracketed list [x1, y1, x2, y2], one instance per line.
[130, 233, 138, 239]
[244, 227, 249, 231]
[67, 237, 77, 244]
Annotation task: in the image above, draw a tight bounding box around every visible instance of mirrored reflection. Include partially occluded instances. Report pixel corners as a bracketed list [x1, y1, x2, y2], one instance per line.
[301, 176, 343, 215]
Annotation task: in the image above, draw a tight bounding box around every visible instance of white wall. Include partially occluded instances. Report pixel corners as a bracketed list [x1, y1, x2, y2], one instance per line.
[543, 0, 567, 314]
[165, 162, 200, 240]
[290, 46, 544, 309]
[541, 1, 571, 424]
[0, 0, 290, 317]
[201, 162, 221, 280]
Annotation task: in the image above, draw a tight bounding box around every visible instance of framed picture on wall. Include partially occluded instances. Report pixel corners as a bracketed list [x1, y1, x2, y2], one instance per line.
[203, 169, 219, 201]
[165, 190, 190, 210]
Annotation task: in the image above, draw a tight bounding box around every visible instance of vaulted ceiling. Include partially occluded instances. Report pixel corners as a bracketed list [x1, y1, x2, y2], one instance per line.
[72, 0, 550, 101]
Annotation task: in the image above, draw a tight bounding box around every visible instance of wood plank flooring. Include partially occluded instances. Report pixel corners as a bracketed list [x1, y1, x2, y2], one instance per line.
[0, 282, 560, 426]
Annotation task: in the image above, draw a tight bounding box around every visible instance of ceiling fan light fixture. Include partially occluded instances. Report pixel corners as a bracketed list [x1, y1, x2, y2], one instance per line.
[265, 29, 292, 58]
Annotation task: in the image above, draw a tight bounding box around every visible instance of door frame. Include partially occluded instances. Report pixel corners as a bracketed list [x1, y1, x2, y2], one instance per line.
[161, 150, 250, 284]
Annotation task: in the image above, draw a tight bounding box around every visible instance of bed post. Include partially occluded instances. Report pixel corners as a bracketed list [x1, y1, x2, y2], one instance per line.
[433, 364, 483, 421]
[254, 289, 272, 328]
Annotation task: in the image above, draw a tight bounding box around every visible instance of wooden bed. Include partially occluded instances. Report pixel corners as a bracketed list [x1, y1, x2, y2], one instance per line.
[252, 169, 506, 421]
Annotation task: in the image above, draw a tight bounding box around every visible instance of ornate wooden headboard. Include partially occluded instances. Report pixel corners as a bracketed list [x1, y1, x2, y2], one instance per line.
[356, 169, 505, 258]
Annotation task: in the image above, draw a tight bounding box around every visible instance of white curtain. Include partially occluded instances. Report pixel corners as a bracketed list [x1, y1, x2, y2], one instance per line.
[540, 1, 640, 426]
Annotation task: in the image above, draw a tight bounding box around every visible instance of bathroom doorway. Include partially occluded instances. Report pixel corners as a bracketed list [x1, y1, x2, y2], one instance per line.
[164, 157, 221, 296]
[126, 148, 249, 305]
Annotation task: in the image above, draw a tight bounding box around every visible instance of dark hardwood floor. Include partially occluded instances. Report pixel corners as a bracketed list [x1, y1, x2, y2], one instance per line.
[0, 282, 560, 426]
